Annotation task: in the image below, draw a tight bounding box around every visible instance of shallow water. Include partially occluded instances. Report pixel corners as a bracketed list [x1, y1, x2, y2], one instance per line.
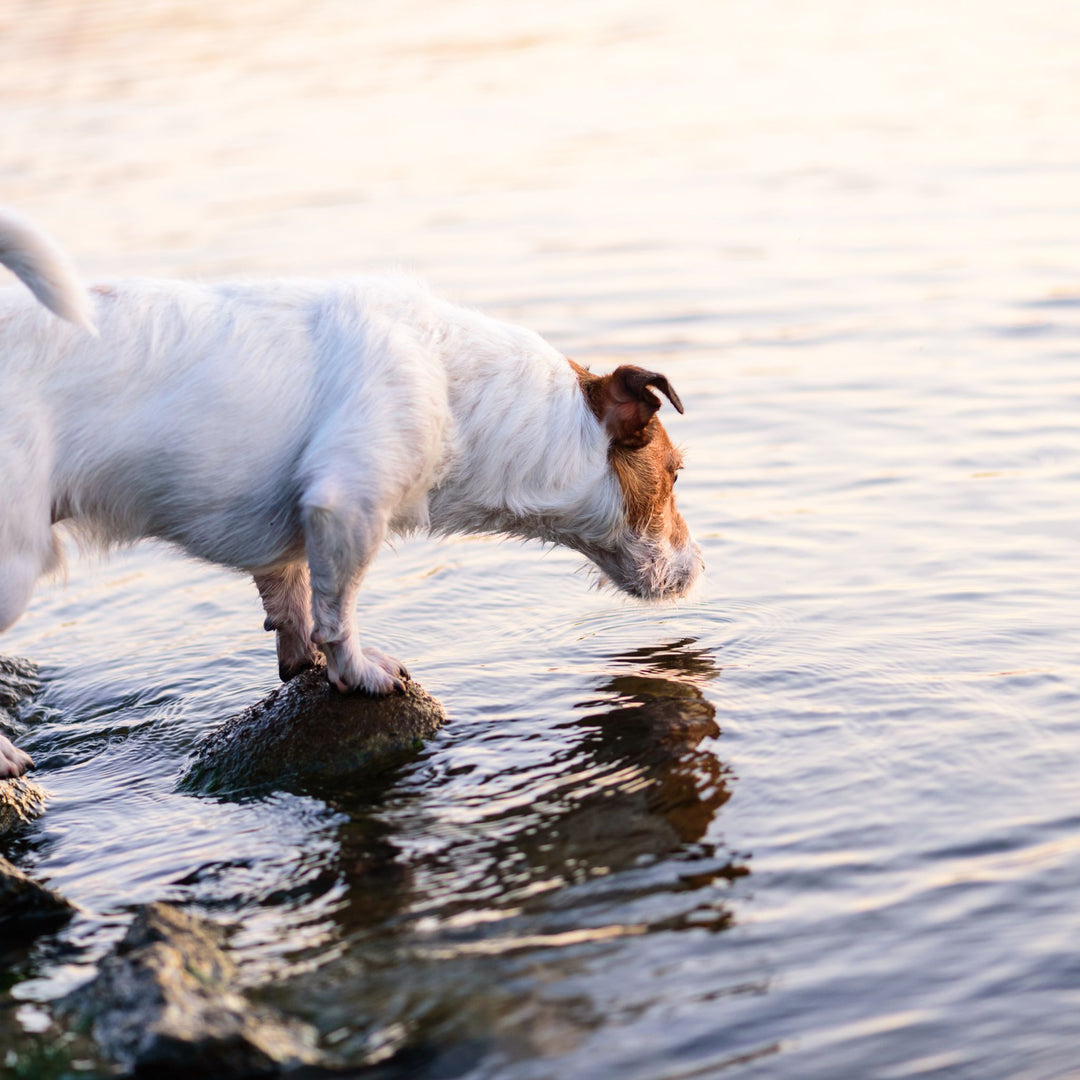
[2, 1, 1080, 1076]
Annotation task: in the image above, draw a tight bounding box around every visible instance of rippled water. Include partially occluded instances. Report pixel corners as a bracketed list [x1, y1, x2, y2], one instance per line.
[2, 1, 1080, 1076]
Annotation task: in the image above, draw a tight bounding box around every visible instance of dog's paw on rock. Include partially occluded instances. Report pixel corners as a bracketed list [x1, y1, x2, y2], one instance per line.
[0, 655, 40, 782]
[180, 665, 445, 796]
[0, 657, 44, 818]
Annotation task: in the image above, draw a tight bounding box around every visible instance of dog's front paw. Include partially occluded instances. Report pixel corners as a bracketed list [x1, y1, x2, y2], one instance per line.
[361, 646, 410, 688]
[0, 734, 33, 779]
[323, 639, 409, 696]
[275, 628, 323, 682]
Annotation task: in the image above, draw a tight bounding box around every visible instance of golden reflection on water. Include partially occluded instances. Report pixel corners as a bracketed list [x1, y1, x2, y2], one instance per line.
[5, 0, 1078, 301]
[2, 0, 1080, 1076]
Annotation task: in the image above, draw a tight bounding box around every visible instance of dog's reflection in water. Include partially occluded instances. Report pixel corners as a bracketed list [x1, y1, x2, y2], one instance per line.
[324, 639, 743, 945]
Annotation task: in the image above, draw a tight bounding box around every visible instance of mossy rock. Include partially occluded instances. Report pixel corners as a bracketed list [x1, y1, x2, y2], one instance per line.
[59, 902, 320, 1077]
[0, 854, 76, 932]
[0, 656, 40, 710]
[180, 667, 446, 796]
[0, 777, 48, 838]
[0, 657, 45, 831]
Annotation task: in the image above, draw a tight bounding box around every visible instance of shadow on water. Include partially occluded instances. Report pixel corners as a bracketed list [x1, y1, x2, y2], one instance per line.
[258, 639, 750, 1075]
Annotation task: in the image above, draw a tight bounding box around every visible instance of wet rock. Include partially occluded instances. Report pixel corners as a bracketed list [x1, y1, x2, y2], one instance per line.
[60, 902, 320, 1078]
[0, 854, 76, 932]
[0, 775, 48, 837]
[181, 666, 446, 796]
[0, 655, 41, 786]
[0, 661, 69, 937]
[0, 655, 40, 710]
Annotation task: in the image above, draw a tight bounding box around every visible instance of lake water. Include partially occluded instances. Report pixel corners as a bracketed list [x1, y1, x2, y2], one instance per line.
[2, 1, 1080, 1076]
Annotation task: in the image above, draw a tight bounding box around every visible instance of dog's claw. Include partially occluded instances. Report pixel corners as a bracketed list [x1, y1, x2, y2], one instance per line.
[320, 640, 411, 697]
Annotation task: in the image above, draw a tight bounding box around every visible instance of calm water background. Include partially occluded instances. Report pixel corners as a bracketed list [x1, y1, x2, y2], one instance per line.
[2, 1, 1080, 1076]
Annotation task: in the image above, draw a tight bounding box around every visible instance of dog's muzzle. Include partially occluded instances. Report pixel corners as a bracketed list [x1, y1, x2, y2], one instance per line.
[588, 535, 704, 600]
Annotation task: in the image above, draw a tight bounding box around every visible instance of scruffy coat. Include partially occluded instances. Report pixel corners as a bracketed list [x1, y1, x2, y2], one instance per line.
[0, 210, 702, 777]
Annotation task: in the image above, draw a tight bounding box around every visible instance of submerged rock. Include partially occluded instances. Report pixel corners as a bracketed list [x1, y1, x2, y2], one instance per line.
[0, 657, 47, 833]
[181, 666, 446, 796]
[0, 655, 41, 788]
[0, 854, 76, 932]
[0, 775, 48, 837]
[0, 655, 40, 710]
[60, 902, 320, 1078]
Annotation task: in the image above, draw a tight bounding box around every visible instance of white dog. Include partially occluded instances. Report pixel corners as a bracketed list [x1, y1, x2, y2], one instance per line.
[0, 210, 702, 778]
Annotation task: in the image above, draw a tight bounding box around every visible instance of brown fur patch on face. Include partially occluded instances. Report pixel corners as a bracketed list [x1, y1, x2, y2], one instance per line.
[611, 423, 689, 546]
[569, 359, 689, 546]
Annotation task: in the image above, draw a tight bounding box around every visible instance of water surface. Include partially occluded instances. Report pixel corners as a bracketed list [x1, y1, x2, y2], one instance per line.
[2, 2, 1080, 1077]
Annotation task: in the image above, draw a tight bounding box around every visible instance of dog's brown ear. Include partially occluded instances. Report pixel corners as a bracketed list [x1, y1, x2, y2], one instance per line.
[588, 365, 684, 449]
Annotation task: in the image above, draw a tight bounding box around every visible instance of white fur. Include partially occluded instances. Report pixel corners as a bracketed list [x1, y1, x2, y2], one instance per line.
[0, 210, 96, 333]
[0, 212, 702, 776]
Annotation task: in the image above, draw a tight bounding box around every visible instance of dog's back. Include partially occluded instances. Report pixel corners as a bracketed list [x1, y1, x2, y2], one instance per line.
[2, 274, 449, 565]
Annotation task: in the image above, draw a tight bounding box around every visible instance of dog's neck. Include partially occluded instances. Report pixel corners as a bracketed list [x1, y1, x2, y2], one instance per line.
[424, 300, 621, 548]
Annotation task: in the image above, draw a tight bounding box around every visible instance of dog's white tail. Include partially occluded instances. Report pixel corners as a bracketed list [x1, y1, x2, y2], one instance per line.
[0, 209, 96, 334]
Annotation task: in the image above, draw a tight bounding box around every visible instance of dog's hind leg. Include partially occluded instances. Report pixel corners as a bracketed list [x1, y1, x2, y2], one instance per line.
[253, 563, 322, 681]
[0, 419, 59, 635]
[0, 548, 40, 777]
[0, 538, 50, 774]
[0, 514, 57, 779]
[301, 500, 409, 695]
[0, 546, 50, 633]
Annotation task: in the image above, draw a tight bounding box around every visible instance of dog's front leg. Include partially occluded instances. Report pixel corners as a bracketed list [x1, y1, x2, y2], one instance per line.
[303, 503, 409, 695]
[253, 563, 321, 681]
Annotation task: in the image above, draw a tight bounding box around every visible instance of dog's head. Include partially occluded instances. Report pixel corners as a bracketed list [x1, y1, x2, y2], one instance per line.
[570, 361, 704, 600]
